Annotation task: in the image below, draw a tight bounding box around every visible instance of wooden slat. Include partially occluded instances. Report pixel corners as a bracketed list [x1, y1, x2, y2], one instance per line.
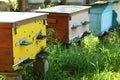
[0, 23, 12, 29]
[0, 48, 13, 71]
[0, 63, 13, 71]
[47, 13, 69, 43]
[0, 23, 13, 71]
[0, 28, 12, 48]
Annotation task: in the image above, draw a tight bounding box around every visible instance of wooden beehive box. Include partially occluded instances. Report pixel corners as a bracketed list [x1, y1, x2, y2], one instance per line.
[0, 12, 48, 71]
[36, 5, 91, 43]
[89, 2, 113, 35]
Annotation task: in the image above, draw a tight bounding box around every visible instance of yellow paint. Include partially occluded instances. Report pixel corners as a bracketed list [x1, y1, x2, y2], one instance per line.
[12, 20, 46, 69]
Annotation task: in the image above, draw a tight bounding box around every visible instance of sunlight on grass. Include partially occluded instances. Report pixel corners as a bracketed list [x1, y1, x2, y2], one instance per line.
[0, 0, 9, 2]
[21, 28, 120, 80]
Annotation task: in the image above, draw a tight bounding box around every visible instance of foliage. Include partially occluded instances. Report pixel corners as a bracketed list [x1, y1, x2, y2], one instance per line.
[0, 0, 18, 11]
[82, 34, 100, 53]
[10, 0, 18, 10]
[81, 71, 120, 80]
[0, 75, 6, 80]
[21, 65, 34, 80]
[22, 28, 120, 80]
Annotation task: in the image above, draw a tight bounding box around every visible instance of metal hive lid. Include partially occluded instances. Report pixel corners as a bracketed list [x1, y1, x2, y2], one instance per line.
[36, 5, 91, 14]
[0, 12, 48, 23]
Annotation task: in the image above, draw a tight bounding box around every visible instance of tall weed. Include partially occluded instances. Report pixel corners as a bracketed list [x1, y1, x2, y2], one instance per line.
[22, 28, 120, 80]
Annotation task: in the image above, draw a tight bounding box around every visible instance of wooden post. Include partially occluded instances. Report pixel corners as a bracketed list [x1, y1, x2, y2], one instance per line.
[86, 0, 90, 4]
[18, 0, 27, 11]
[59, 0, 66, 5]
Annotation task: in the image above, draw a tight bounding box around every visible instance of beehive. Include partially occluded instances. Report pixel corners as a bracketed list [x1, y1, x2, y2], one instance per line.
[89, 2, 113, 35]
[0, 12, 48, 71]
[36, 5, 91, 43]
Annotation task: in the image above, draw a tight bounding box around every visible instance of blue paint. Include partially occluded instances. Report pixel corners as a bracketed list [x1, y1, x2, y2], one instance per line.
[89, 3, 113, 35]
[112, 10, 118, 28]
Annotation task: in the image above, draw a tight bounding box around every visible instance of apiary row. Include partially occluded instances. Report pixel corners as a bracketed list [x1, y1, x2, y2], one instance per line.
[0, 2, 114, 72]
[36, 5, 91, 43]
[36, 2, 114, 42]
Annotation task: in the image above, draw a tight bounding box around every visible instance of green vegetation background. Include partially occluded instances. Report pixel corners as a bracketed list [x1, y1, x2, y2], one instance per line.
[21, 27, 120, 80]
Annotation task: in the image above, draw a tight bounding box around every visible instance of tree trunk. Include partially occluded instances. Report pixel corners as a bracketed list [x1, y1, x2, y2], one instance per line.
[18, 0, 27, 11]
[86, 0, 90, 4]
[59, 0, 66, 5]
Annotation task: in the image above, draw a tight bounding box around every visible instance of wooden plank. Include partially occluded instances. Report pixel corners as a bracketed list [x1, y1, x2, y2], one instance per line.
[0, 63, 13, 71]
[0, 28, 12, 48]
[47, 14, 68, 29]
[0, 71, 22, 80]
[0, 23, 13, 71]
[0, 23, 12, 29]
[47, 19, 57, 24]
[47, 13, 69, 43]
[47, 27, 68, 42]
[0, 48, 13, 71]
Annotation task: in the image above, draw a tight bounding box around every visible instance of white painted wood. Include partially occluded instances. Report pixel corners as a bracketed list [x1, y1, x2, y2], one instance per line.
[69, 10, 89, 41]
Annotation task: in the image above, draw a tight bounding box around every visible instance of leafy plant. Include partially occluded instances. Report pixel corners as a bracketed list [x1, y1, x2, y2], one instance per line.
[22, 28, 120, 80]
[82, 34, 100, 53]
[0, 75, 6, 80]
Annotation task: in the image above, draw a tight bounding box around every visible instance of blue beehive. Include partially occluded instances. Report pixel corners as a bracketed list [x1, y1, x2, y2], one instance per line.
[112, 10, 118, 28]
[89, 2, 113, 35]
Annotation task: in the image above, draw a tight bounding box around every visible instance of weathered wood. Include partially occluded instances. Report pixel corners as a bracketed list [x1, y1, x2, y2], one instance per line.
[0, 71, 22, 80]
[18, 0, 28, 11]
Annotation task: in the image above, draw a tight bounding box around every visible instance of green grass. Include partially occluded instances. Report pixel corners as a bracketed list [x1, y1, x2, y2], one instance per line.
[0, 75, 6, 80]
[22, 28, 120, 80]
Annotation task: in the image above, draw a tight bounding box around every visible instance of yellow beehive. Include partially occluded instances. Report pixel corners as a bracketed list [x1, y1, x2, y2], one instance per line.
[0, 12, 48, 71]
